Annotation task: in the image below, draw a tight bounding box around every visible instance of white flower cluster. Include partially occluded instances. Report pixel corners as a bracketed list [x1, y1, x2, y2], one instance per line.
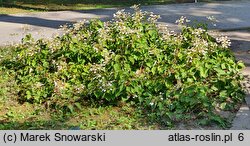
[132, 94, 138, 99]
[73, 20, 86, 31]
[216, 36, 231, 48]
[35, 82, 44, 88]
[52, 59, 67, 72]
[175, 16, 190, 25]
[207, 16, 217, 22]
[99, 80, 114, 92]
[157, 24, 175, 41]
[189, 38, 209, 55]
[192, 28, 205, 36]
[59, 24, 71, 34]
[206, 16, 218, 26]
[130, 4, 140, 11]
[89, 63, 102, 74]
[74, 84, 85, 94]
[53, 79, 66, 93]
[98, 22, 113, 42]
[90, 68, 114, 93]
[147, 12, 161, 23]
[115, 20, 136, 35]
[113, 9, 130, 20]
[48, 38, 61, 53]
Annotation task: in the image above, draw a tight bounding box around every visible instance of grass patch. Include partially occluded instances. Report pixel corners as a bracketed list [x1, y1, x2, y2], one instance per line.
[0, 101, 159, 130]
[1, 0, 174, 14]
[0, 0, 231, 14]
[0, 7, 37, 14]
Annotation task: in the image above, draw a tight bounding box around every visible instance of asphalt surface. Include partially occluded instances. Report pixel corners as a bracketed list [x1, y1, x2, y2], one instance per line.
[1, 0, 250, 45]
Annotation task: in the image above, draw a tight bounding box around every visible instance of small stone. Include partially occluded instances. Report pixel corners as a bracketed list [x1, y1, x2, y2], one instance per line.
[69, 126, 81, 130]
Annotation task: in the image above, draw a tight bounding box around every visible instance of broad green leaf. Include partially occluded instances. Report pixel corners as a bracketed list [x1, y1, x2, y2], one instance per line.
[214, 68, 226, 75]
[221, 63, 226, 70]
[115, 55, 121, 62]
[74, 102, 82, 110]
[114, 63, 120, 72]
[200, 66, 208, 78]
[67, 105, 74, 113]
[152, 67, 156, 75]
[220, 102, 227, 110]
[219, 90, 228, 98]
[128, 56, 135, 64]
[26, 90, 31, 100]
[237, 61, 245, 69]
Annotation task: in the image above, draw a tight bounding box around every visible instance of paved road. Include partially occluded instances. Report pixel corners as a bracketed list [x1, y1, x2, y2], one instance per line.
[1, 0, 250, 45]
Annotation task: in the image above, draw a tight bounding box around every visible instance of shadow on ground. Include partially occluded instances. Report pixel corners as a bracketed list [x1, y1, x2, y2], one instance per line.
[0, 15, 73, 28]
[0, 1, 250, 30]
[231, 39, 250, 66]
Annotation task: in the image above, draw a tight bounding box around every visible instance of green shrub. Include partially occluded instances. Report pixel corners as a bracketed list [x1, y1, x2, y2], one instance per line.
[4, 5, 245, 126]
